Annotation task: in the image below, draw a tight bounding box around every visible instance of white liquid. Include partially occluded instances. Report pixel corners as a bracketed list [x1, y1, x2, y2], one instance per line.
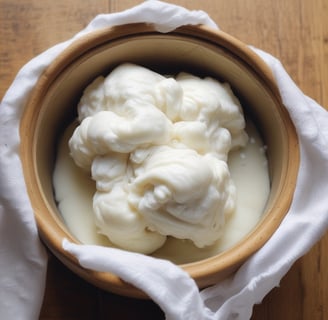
[53, 118, 270, 264]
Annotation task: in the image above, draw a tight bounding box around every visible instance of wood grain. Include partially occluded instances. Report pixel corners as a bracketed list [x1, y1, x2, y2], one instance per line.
[1, 1, 327, 319]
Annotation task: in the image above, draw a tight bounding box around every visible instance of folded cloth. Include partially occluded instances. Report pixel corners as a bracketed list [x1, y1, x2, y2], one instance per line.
[1, 1, 328, 320]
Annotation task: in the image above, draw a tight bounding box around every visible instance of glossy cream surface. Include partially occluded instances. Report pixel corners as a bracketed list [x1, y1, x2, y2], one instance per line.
[53, 63, 270, 260]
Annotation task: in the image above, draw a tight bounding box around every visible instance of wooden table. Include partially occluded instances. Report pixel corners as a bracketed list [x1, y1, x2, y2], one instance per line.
[1, 1, 327, 319]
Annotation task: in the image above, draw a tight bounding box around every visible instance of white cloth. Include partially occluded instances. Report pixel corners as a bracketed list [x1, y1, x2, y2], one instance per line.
[1, 1, 328, 319]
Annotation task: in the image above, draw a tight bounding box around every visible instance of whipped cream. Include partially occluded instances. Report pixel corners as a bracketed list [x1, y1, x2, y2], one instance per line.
[68, 63, 248, 254]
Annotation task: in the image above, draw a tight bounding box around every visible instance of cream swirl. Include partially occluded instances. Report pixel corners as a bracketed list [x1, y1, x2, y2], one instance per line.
[68, 63, 247, 254]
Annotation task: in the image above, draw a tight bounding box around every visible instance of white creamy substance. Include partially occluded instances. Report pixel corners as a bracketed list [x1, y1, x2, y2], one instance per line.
[53, 63, 270, 261]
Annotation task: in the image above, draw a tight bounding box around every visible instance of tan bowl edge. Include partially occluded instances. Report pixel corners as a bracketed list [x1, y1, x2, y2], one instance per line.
[19, 23, 300, 299]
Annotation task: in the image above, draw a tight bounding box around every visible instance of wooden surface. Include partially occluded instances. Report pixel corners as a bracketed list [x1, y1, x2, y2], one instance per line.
[1, 1, 327, 319]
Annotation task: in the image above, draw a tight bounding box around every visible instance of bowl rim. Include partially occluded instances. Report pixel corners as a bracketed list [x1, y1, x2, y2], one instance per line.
[20, 23, 300, 298]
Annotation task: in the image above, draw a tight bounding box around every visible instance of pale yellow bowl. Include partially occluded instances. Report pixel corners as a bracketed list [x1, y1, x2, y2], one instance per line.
[20, 23, 299, 298]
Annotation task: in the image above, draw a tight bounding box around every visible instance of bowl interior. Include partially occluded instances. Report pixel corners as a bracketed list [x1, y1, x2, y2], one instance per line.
[20, 24, 299, 297]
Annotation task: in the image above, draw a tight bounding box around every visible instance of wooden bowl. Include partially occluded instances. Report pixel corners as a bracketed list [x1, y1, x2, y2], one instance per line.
[20, 23, 299, 298]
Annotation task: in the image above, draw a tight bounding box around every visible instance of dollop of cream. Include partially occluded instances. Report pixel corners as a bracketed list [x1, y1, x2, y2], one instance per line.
[69, 63, 248, 254]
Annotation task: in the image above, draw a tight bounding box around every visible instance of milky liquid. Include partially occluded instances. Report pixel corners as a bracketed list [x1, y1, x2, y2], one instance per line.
[53, 119, 270, 264]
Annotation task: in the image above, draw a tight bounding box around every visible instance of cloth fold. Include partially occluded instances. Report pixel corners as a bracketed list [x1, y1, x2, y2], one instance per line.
[63, 239, 213, 320]
[1, 1, 328, 320]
